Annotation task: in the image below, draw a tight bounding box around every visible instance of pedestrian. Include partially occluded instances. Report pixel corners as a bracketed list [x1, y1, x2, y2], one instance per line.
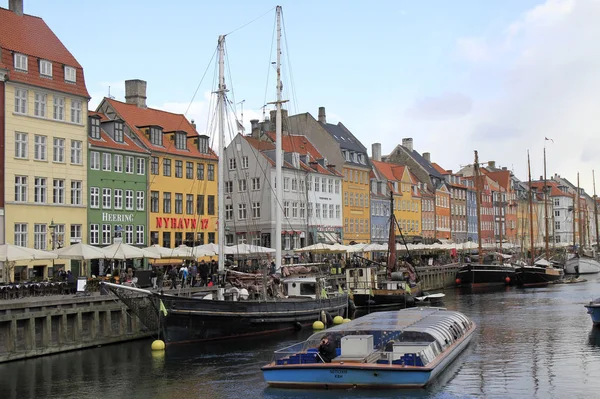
[151, 267, 158, 289]
[190, 263, 198, 287]
[169, 266, 178, 289]
[199, 260, 209, 287]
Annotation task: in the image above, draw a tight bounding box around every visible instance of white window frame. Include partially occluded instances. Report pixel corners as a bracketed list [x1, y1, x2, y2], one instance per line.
[14, 223, 28, 247]
[40, 59, 52, 77]
[71, 180, 82, 205]
[90, 187, 100, 208]
[253, 202, 261, 219]
[14, 88, 27, 114]
[64, 66, 76, 83]
[34, 92, 47, 117]
[53, 137, 65, 163]
[136, 225, 145, 245]
[125, 156, 134, 174]
[34, 224, 47, 250]
[114, 154, 123, 173]
[15, 132, 28, 159]
[53, 96, 65, 120]
[241, 156, 249, 169]
[252, 177, 260, 191]
[89, 224, 99, 245]
[102, 153, 111, 171]
[53, 179, 65, 204]
[114, 189, 123, 210]
[125, 190, 134, 210]
[102, 188, 112, 209]
[225, 204, 233, 221]
[102, 224, 111, 245]
[238, 179, 247, 192]
[125, 225, 134, 244]
[15, 176, 27, 202]
[229, 158, 236, 170]
[34, 177, 47, 203]
[14, 53, 28, 71]
[70, 224, 82, 243]
[70, 100, 82, 124]
[238, 203, 247, 220]
[71, 140, 82, 164]
[136, 191, 145, 211]
[136, 158, 145, 175]
[90, 151, 100, 170]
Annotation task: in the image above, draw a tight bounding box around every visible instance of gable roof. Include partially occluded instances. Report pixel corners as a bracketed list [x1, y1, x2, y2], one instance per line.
[0, 7, 89, 98]
[103, 98, 217, 160]
[486, 170, 512, 191]
[529, 181, 570, 197]
[431, 163, 449, 175]
[88, 111, 149, 155]
[395, 145, 443, 180]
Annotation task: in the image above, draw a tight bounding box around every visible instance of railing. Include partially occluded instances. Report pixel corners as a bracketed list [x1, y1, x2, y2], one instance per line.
[0, 282, 70, 300]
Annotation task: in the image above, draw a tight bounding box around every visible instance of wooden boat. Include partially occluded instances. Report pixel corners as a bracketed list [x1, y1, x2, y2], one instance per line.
[262, 307, 476, 389]
[455, 262, 515, 288]
[565, 254, 600, 275]
[584, 298, 600, 325]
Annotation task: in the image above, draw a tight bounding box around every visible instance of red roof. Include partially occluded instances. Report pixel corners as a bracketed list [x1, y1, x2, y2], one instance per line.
[372, 160, 405, 182]
[104, 98, 217, 160]
[88, 111, 149, 155]
[486, 170, 511, 191]
[280, 135, 323, 158]
[244, 136, 275, 151]
[431, 163, 449, 175]
[0, 7, 89, 98]
[530, 181, 570, 197]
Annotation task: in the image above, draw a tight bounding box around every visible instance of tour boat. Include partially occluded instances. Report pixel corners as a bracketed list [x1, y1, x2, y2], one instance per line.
[262, 307, 476, 389]
[585, 298, 600, 325]
[565, 254, 600, 275]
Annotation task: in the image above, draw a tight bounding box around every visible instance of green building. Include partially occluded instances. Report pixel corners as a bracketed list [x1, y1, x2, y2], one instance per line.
[87, 111, 150, 275]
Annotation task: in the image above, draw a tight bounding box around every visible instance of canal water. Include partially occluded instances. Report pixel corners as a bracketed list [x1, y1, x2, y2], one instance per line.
[2, 279, 600, 399]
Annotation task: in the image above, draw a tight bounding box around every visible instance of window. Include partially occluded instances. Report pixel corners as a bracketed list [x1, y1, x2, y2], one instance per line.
[15, 132, 28, 159]
[34, 92, 47, 117]
[125, 190, 134, 210]
[300, 202, 306, 218]
[241, 156, 248, 169]
[336, 205, 341, 219]
[314, 177, 320, 192]
[34, 224, 47, 250]
[163, 192, 172, 213]
[71, 140, 82, 164]
[150, 156, 158, 175]
[225, 204, 233, 220]
[14, 223, 28, 247]
[207, 164, 215, 181]
[292, 179, 298, 192]
[186, 162, 193, 179]
[162, 232, 171, 248]
[40, 60, 53, 77]
[555, 221, 561, 230]
[90, 151, 100, 169]
[137, 158, 145, 175]
[34, 177, 47, 203]
[64, 66, 76, 83]
[51, 138, 65, 163]
[328, 179, 333, 193]
[34, 135, 47, 161]
[292, 202, 298, 218]
[102, 153, 111, 171]
[114, 122, 124, 142]
[554, 198, 560, 206]
[555, 210, 560, 217]
[89, 224, 99, 245]
[252, 177, 260, 190]
[14, 53, 28, 71]
[136, 226, 145, 245]
[238, 179, 247, 192]
[53, 97, 65, 120]
[90, 187, 99, 208]
[307, 176, 313, 191]
[102, 188, 112, 209]
[186, 194, 193, 214]
[53, 179, 65, 204]
[90, 117, 100, 139]
[224, 181, 233, 194]
[229, 158, 236, 170]
[163, 159, 171, 176]
[284, 201, 290, 217]
[196, 195, 204, 215]
[15, 176, 27, 202]
[175, 193, 183, 214]
[114, 154, 123, 173]
[175, 160, 183, 178]
[175, 132, 187, 150]
[70, 100, 82, 123]
[150, 127, 162, 146]
[197, 163, 204, 180]
[284, 177, 290, 191]
[238, 203, 247, 220]
[208, 195, 215, 215]
[125, 225, 133, 244]
[125, 156, 134, 174]
[114, 189, 123, 209]
[70, 224, 82, 243]
[253, 202, 261, 218]
[102, 224, 111, 245]
[335, 180, 340, 194]
[151, 191, 159, 212]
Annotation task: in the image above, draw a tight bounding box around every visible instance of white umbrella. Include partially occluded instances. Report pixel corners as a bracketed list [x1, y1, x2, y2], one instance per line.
[0, 243, 58, 262]
[52, 242, 106, 260]
[293, 243, 333, 253]
[193, 243, 219, 254]
[101, 242, 160, 260]
[228, 243, 275, 255]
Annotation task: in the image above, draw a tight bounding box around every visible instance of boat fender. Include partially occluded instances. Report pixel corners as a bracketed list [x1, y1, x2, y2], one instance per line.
[320, 310, 333, 327]
[455, 278, 461, 285]
[293, 322, 302, 331]
[505, 277, 511, 284]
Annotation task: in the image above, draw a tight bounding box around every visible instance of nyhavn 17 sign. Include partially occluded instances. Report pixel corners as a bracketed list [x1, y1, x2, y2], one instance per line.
[155, 217, 210, 229]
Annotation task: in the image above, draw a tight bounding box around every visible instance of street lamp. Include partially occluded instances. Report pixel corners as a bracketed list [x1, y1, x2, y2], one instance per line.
[49, 219, 57, 250]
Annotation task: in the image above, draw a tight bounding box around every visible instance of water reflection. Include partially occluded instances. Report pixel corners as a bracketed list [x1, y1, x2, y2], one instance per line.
[588, 327, 600, 349]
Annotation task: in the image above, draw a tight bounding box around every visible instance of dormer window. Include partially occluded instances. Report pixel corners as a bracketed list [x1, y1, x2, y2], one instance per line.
[90, 117, 101, 139]
[292, 153, 300, 169]
[39, 60, 52, 77]
[14, 53, 27, 71]
[358, 154, 366, 165]
[352, 153, 358, 163]
[114, 122, 124, 143]
[64, 66, 76, 83]
[150, 127, 162, 146]
[198, 135, 209, 154]
[175, 132, 187, 150]
[343, 151, 350, 161]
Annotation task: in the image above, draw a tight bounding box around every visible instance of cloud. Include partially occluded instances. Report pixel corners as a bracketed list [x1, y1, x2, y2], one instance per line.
[456, 37, 491, 62]
[406, 92, 472, 120]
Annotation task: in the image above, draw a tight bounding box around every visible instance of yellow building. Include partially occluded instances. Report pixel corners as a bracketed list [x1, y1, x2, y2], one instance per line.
[342, 164, 372, 244]
[97, 81, 219, 251]
[1, 5, 89, 281]
[371, 161, 422, 240]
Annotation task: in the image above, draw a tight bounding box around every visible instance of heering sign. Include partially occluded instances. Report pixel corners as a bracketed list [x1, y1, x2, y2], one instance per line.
[155, 217, 210, 230]
[102, 212, 134, 222]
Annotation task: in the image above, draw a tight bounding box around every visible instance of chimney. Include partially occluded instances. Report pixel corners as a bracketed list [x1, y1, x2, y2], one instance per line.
[371, 143, 382, 162]
[423, 152, 431, 162]
[9, 0, 23, 16]
[250, 119, 260, 138]
[502, 166, 507, 171]
[124, 79, 147, 108]
[488, 160, 495, 169]
[318, 106, 326, 124]
[402, 138, 414, 152]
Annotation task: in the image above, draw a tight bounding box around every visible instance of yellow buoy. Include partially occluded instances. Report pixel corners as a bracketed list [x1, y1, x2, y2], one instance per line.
[151, 339, 166, 351]
[333, 315, 344, 325]
[342, 318, 352, 323]
[312, 320, 325, 330]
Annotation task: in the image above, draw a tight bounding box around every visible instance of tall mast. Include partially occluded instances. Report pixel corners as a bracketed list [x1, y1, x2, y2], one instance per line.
[543, 147, 550, 259]
[577, 173, 581, 250]
[217, 35, 226, 274]
[498, 190, 503, 254]
[527, 151, 535, 266]
[274, 5, 283, 273]
[474, 151, 483, 257]
[572, 191, 577, 249]
[594, 170, 599, 253]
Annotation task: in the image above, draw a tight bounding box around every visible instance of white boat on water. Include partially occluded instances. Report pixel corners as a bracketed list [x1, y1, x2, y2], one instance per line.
[564, 254, 600, 274]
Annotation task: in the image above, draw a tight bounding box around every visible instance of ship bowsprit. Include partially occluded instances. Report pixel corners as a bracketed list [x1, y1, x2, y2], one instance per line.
[103, 283, 161, 333]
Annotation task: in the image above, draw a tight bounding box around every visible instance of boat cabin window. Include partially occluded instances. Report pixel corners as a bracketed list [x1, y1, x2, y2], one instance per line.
[300, 282, 316, 296]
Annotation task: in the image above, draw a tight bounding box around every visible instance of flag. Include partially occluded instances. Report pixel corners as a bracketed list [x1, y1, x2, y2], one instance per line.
[387, 215, 397, 278]
[159, 300, 168, 316]
[545, 137, 554, 143]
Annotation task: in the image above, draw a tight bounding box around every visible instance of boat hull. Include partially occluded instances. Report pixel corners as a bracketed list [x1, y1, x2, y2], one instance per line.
[565, 257, 600, 274]
[352, 292, 415, 309]
[158, 294, 348, 344]
[455, 263, 515, 287]
[514, 266, 563, 287]
[262, 321, 475, 389]
[585, 304, 600, 325]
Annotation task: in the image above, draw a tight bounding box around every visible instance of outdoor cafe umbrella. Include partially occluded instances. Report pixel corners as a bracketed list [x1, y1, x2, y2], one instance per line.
[0, 243, 58, 262]
[100, 242, 160, 260]
[52, 242, 107, 277]
[293, 243, 334, 253]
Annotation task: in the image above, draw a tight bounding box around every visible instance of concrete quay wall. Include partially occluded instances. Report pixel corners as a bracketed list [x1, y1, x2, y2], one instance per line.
[416, 263, 461, 291]
[0, 294, 152, 363]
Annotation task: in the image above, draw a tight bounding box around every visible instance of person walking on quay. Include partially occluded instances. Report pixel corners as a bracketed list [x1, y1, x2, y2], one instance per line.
[169, 266, 178, 290]
[190, 263, 198, 287]
[151, 267, 158, 289]
[199, 261, 209, 287]
[180, 264, 189, 288]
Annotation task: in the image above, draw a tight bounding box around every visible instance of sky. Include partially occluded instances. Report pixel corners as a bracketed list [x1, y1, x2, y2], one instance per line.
[14, 0, 600, 194]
